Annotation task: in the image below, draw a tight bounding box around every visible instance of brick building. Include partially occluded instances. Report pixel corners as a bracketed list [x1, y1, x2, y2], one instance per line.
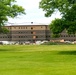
[0, 24, 50, 43]
[51, 30, 76, 42]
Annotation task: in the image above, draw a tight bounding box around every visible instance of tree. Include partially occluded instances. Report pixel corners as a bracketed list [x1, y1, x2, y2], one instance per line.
[0, 0, 25, 33]
[39, 0, 76, 17]
[68, 0, 76, 4]
[49, 18, 65, 37]
[39, 0, 76, 37]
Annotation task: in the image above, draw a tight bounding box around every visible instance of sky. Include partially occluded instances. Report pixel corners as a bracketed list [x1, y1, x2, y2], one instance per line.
[8, 0, 61, 25]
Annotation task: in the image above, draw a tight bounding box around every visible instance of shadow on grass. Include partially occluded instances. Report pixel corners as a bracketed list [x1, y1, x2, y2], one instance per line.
[58, 51, 76, 55]
[0, 49, 12, 52]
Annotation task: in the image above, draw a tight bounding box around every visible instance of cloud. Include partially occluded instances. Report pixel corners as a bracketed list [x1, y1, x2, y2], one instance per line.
[16, 0, 41, 9]
[8, 0, 61, 25]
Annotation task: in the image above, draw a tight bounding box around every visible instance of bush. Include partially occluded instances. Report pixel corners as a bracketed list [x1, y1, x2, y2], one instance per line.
[41, 42, 72, 45]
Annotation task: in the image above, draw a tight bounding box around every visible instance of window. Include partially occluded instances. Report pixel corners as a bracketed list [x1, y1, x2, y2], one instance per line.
[33, 32, 36, 34]
[31, 32, 36, 34]
[31, 27, 33, 29]
[33, 36, 36, 39]
[14, 27, 16, 29]
[26, 27, 27, 29]
[8, 36, 10, 38]
[66, 35, 68, 37]
[19, 27, 20, 29]
[36, 36, 38, 38]
[41, 26, 43, 28]
[31, 32, 33, 34]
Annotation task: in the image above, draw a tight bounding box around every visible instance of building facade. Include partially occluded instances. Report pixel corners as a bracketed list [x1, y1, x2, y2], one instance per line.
[0, 24, 50, 43]
[0, 24, 76, 44]
[50, 30, 76, 42]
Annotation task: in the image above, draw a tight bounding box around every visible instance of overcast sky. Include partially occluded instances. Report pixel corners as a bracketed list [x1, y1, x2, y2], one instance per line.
[8, 0, 61, 24]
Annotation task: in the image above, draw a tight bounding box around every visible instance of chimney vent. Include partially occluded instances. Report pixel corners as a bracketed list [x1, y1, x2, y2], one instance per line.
[31, 22, 33, 24]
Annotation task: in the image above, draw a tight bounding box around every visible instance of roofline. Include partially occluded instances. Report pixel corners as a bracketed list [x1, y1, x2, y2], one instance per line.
[5, 24, 48, 27]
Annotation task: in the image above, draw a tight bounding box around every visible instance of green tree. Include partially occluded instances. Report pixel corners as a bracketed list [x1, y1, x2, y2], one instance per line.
[49, 18, 65, 37]
[39, 0, 76, 37]
[0, 0, 25, 33]
[39, 0, 76, 17]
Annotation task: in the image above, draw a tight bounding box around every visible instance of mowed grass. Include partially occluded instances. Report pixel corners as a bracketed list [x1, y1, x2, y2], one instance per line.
[0, 45, 76, 75]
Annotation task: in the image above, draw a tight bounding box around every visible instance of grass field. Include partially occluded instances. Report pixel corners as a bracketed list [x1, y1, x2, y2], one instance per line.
[0, 45, 76, 75]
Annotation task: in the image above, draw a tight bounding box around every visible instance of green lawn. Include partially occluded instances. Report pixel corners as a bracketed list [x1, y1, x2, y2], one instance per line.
[0, 45, 76, 75]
